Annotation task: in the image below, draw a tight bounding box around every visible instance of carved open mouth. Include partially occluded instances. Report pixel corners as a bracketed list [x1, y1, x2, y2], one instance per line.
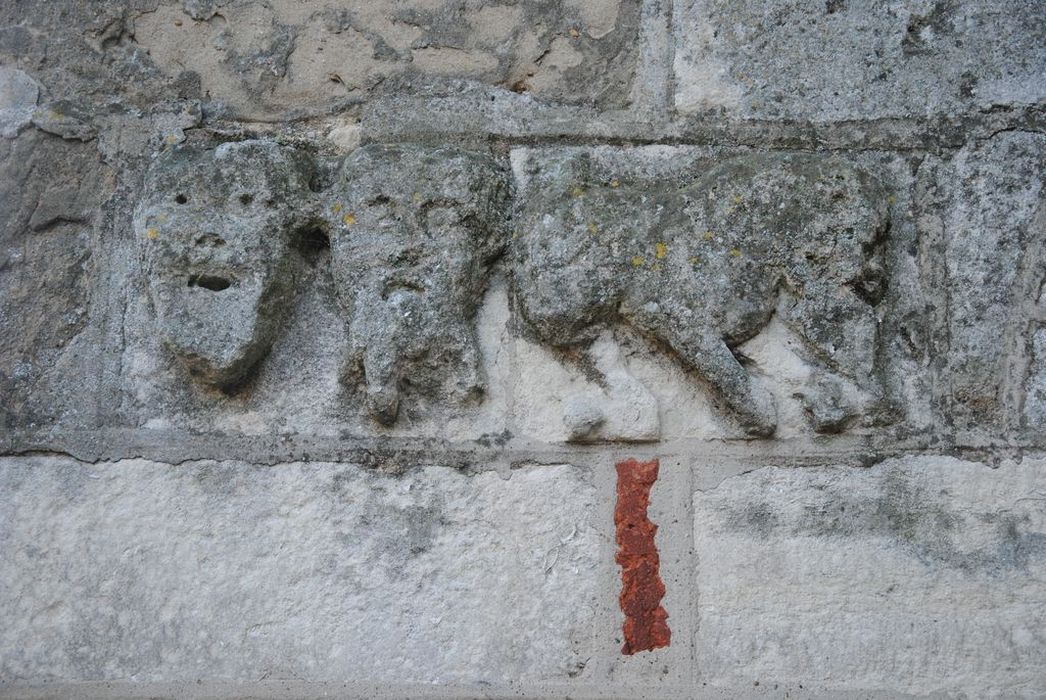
[187, 273, 233, 292]
[381, 278, 425, 300]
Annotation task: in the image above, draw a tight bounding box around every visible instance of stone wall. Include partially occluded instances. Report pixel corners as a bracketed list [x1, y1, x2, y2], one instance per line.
[1, 0, 1043, 697]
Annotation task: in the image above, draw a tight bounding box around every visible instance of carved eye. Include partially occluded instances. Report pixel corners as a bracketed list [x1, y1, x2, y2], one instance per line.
[175, 194, 188, 204]
[239, 193, 254, 206]
[365, 195, 395, 222]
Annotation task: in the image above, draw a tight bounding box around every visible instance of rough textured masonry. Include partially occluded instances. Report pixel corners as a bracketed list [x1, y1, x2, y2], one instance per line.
[0, 0, 1043, 698]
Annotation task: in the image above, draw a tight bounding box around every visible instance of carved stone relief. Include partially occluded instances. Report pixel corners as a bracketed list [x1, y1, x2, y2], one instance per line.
[513, 152, 893, 436]
[133, 142, 895, 438]
[328, 144, 511, 425]
[133, 140, 316, 389]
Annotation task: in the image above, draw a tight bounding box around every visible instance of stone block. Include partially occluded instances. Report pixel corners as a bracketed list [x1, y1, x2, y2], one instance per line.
[693, 456, 1046, 695]
[915, 131, 1046, 437]
[0, 456, 601, 684]
[672, 0, 1046, 120]
[107, 144, 935, 447]
[0, 131, 112, 435]
[133, 0, 641, 117]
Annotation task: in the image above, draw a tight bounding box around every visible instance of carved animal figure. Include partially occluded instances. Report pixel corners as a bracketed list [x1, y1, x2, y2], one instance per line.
[513, 152, 891, 436]
[329, 144, 510, 425]
[134, 140, 315, 389]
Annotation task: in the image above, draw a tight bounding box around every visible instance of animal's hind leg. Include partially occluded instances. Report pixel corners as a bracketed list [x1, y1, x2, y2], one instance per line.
[631, 312, 777, 437]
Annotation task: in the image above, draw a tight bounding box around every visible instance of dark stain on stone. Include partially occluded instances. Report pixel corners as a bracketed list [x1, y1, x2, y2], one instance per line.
[731, 466, 1046, 575]
[615, 458, 670, 655]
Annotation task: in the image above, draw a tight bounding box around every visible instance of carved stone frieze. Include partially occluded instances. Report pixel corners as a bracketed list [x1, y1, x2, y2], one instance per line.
[133, 142, 896, 437]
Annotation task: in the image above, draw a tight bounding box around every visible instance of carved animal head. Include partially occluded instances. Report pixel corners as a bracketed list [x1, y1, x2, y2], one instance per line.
[329, 144, 510, 424]
[692, 154, 890, 305]
[133, 140, 315, 389]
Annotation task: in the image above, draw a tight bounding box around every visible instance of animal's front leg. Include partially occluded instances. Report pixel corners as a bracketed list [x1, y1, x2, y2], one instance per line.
[444, 324, 485, 405]
[781, 293, 894, 431]
[630, 310, 777, 437]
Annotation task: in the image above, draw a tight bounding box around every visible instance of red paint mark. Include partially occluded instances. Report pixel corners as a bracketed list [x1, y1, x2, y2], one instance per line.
[615, 458, 671, 655]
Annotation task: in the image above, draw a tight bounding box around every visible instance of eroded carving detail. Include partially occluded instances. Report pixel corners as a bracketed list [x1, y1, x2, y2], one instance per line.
[329, 144, 510, 425]
[134, 141, 894, 437]
[134, 140, 316, 389]
[513, 152, 892, 436]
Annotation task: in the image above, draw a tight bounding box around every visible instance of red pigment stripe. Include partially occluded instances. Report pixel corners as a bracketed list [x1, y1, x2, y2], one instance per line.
[615, 458, 671, 655]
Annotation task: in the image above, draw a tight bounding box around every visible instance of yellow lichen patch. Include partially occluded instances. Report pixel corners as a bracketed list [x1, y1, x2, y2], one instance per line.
[342, 213, 356, 226]
[732, 194, 743, 205]
[570, 185, 585, 198]
[887, 194, 897, 205]
[145, 228, 160, 240]
[729, 248, 742, 258]
[688, 255, 700, 266]
[587, 222, 598, 235]
[48, 110, 63, 120]
[631, 255, 645, 267]
[702, 230, 714, 241]
[655, 242, 668, 259]
[651, 263, 662, 272]
[610, 179, 620, 188]
[165, 134, 178, 145]
[412, 192, 423, 204]
[569, 27, 580, 38]
[331, 202, 343, 215]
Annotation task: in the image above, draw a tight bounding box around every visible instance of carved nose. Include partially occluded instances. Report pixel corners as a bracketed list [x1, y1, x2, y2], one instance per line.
[850, 263, 885, 305]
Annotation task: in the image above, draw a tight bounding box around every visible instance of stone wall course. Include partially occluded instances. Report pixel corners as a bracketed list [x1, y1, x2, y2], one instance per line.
[0, 0, 1043, 696]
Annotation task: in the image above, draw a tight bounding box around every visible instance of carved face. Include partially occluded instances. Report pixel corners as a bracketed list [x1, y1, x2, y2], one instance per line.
[133, 141, 313, 389]
[329, 144, 509, 424]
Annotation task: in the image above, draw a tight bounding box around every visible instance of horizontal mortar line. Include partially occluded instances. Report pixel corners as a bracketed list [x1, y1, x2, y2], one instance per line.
[3, 430, 1044, 468]
[207, 104, 1044, 151]
[359, 123, 1046, 152]
[0, 679, 971, 700]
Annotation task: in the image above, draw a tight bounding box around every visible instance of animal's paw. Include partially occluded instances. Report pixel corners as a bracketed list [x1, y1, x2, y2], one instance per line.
[563, 395, 606, 443]
[743, 383, 778, 437]
[366, 385, 400, 426]
[801, 394, 854, 434]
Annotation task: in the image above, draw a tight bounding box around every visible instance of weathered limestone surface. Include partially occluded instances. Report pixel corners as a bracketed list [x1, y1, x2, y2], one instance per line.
[0, 457, 601, 685]
[0, 0, 1044, 697]
[0, 127, 112, 434]
[673, 0, 1046, 120]
[132, 0, 641, 117]
[915, 131, 1046, 440]
[694, 456, 1046, 697]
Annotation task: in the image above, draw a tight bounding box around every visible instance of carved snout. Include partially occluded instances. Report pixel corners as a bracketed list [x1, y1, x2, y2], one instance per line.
[362, 339, 402, 426]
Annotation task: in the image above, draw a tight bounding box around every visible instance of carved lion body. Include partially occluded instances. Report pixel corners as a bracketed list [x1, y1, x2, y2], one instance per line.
[514, 153, 892, 436]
